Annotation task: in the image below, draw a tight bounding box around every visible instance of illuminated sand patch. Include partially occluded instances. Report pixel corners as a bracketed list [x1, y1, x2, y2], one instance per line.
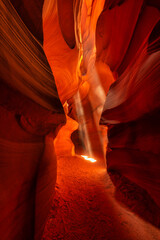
[81, 155, 97, 163]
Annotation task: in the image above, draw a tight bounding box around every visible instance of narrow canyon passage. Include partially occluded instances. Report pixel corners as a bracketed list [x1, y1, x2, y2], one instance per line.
[1, 0, 160, 239]
[43, 124, 160, 240]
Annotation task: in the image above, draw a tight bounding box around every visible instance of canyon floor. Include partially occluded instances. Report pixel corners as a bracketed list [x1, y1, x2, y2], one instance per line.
[42, 123, 160, 240]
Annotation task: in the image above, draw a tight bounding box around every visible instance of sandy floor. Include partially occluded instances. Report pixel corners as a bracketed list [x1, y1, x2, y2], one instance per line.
[43, 153, 160, 240]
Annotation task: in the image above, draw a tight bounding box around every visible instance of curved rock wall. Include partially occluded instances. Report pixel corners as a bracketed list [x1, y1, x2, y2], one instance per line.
[0, 0, 65, 239]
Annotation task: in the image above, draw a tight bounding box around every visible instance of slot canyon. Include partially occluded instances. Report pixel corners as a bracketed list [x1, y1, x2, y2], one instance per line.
[0, 0, 160, 239]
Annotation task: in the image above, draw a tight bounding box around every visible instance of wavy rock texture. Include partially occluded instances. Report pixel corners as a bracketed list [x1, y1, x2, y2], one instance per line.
[100, 0, 160, 227]
[0, 0, 65, 239]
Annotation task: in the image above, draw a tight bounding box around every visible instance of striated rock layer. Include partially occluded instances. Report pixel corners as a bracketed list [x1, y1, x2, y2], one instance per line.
[100, 0, 160, 226]
[0, 0, 65, 239]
